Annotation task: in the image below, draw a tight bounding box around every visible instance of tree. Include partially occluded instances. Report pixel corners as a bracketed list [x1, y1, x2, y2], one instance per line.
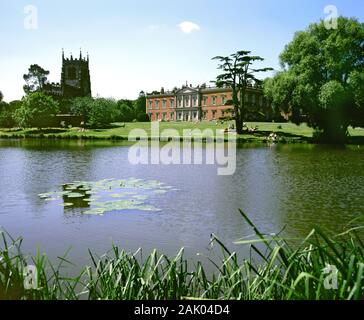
[134, 91, 147, 121]
[23, 64, 50, 94]
[264, 17, 364, 143]
[212, 51, 272, 134]
[70, 97, 94, 123]
[116, 99, 135, 122]
[88, 98, 119, 128]
[0, 97, 12, 127]
[0, 99, 21, 128]
[14, 92, 59, 129]
[0, 91, 3, 102]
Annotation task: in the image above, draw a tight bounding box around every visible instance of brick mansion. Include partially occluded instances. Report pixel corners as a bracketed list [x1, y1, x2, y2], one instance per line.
[146, 83, 272, 122]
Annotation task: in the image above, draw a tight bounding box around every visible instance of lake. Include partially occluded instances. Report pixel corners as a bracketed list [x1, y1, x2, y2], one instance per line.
[0, 139, 363, 267]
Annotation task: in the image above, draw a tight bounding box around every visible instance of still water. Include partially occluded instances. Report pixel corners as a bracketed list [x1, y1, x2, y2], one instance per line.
[0, 139, 363, 266]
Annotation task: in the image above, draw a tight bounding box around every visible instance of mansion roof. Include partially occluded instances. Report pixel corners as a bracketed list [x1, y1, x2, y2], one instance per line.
[146, 83, 263, 98]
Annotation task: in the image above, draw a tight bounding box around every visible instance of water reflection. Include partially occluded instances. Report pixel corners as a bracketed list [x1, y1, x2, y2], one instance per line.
[62, 184, 91, 209]
[0, 139, 363, 267]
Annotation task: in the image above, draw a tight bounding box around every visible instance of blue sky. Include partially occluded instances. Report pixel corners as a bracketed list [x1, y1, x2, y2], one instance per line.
[0, 0, 363, 102]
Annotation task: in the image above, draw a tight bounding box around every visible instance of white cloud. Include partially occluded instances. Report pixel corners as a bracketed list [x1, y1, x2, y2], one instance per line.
[178, 21, 200, 34]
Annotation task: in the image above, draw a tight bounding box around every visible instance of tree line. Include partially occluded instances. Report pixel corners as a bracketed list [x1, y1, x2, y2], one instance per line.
[1, 17, 363, 142]
[0, 87, 148, 129]
[212, 17, 363, 142]
[0, 63, 148, 129]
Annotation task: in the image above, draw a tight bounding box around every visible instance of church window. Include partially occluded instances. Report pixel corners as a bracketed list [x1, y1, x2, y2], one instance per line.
[68, 67, 77, 80]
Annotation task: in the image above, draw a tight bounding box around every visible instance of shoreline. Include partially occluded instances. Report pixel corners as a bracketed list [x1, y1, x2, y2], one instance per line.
[0, 121, 363, 145]
[1, 133, 364, 146]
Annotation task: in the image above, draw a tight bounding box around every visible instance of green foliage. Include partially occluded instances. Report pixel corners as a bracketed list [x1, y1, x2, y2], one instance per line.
[69, 96, 146, 127]
[0, 101, 17, 128]
[134, 92, 147, 121]
[1, 211, 363, 300]
[117, 100, 134, 122]
[264, 17, 364, 142]
[88, 98, 119, 128]
[14, 92, 59, 129]
[0, 100, 22, 128]
[212, 51, 272, 134]
[70, 97, 94, 123]
[23, 64, 50, 94]
[136, 112, 150, 122]
[0, 91, 3, 102]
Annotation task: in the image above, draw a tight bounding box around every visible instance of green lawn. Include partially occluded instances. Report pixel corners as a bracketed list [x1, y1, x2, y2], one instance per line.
[0, 121, 363, 143]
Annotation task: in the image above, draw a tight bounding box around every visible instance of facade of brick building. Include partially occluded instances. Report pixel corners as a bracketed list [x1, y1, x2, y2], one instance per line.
[146, 84, 271, 122]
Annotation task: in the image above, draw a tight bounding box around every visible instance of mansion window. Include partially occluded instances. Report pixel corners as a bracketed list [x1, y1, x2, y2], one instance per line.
[170, 112, 174, 120]
[185, 97, 190, 107]
[221, 95, 225, 105]
[170, 99, 175, 108]
[163, 113, 166, 120]
[156, 112, 160, 119]
[148, 101, 153, 109]
[221, 111, 225, 117]
[178, 112, 182, 120]
[212, 96, 217, 105]
[212, 110, 216, 120]
[193, 96, 198, 106]
[155, 100, 160, 109]
[162, 100, 167, 109]
[203, 96, 208, 106]
[193, 111, 197, 119]
[178, 98, 182, 107]
[202, 111, 207, 120]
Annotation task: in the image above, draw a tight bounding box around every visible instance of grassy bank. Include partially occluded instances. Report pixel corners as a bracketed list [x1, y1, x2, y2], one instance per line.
[1, 122, 364, 144]
[1, 211, 363, 300]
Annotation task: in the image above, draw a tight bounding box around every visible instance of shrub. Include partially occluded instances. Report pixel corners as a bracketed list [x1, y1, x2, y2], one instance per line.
[14, 92, 59, 129]
[88, 98, 118, 128]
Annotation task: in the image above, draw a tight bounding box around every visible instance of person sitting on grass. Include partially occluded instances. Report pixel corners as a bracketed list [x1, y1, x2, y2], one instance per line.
[79, 122, 84, 132]
[268, 132, 278, 142]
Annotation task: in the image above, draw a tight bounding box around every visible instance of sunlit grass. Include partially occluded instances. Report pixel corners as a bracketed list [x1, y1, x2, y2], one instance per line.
[1, 122, 363, 143]
[1, 210, 363, 300]
[0, 122, 363, 144]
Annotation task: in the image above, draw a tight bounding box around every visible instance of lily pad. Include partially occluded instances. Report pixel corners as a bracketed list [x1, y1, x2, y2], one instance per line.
[39, 177, 174, 215]
[66, 193, 85, 198]
[45, 197, 59, 201]
[61, 203, 74, 207]
[84, 208, 106, 215]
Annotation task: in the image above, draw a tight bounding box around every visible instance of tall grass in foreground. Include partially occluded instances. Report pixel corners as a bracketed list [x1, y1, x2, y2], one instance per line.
[1, 210, 363, 300]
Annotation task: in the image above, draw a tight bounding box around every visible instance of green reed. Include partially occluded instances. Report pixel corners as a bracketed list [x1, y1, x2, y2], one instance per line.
[1, 210, 363, 300]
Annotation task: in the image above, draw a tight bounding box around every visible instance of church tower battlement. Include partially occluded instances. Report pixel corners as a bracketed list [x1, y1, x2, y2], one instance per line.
[44, 50, 92, 99]
[61, 50, 92, 98]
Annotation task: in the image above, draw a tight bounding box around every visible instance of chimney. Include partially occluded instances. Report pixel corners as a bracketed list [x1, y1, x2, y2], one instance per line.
[161, 87, 165, 94]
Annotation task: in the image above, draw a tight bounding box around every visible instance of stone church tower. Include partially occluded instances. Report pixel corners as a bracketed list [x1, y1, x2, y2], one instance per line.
[61, 50, 91, 98]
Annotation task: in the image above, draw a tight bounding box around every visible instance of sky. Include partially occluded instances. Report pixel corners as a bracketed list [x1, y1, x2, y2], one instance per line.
[0, 0, 363, 102]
